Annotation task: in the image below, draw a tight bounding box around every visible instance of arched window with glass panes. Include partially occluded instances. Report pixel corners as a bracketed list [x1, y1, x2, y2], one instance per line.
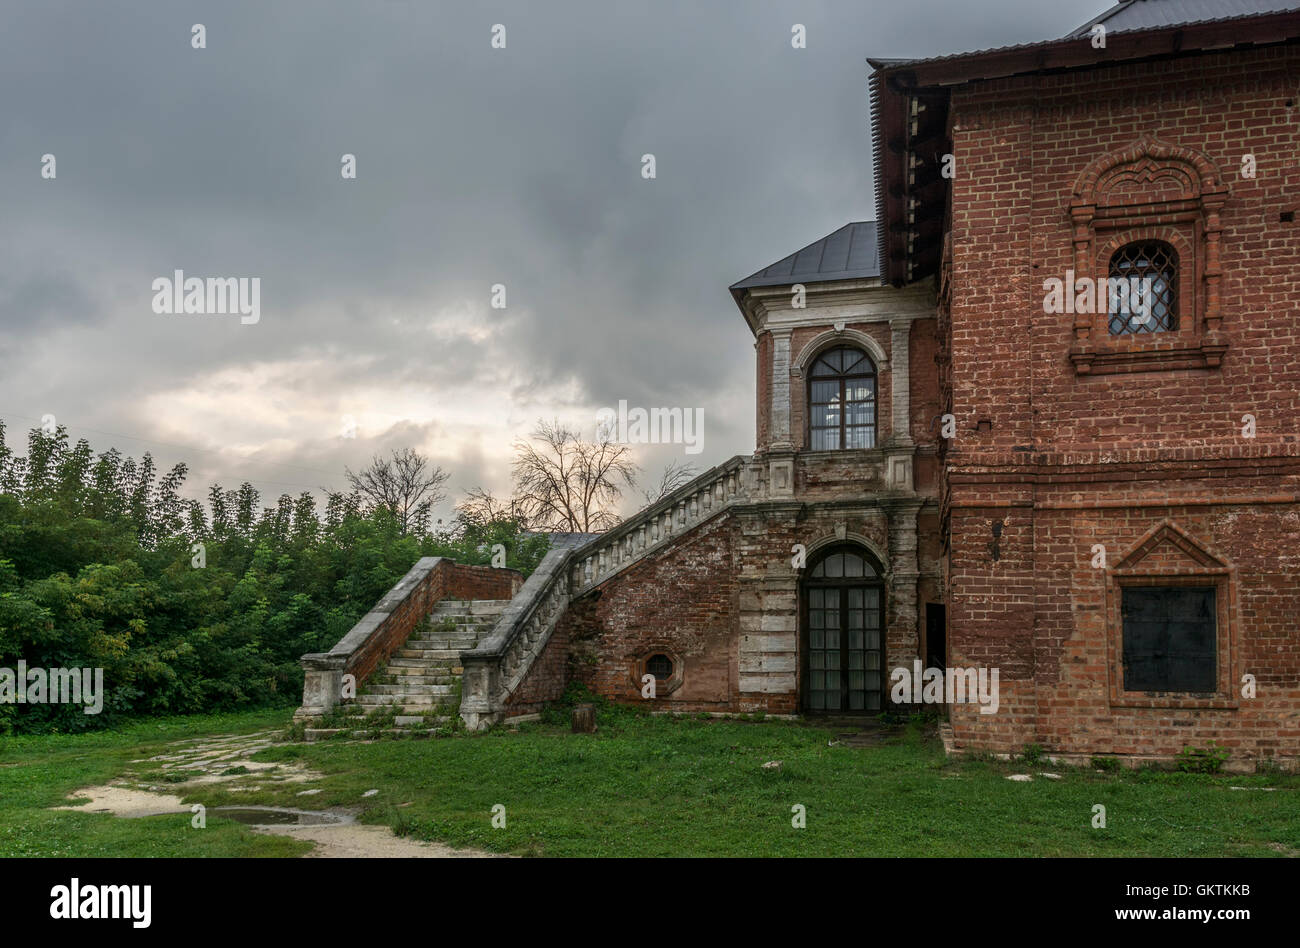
[1108, 240, 1178, 335]
[807, 346, 876, 450]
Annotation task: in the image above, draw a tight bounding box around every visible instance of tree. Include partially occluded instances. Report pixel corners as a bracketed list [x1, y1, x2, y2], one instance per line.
[640, 460, 699, 505]
[511, 420, 638, 533]
[456, 486, 531, 530]
[0, 416, 558, 734]
[345, 448, 449, 536]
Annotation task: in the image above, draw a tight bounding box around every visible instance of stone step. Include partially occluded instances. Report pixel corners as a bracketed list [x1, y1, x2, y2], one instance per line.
[308, 725, 453, 741]
[425, 615, 500, 628]
[385, 664, 455, 678]
[357, 691, 448, 705]
[394, 714, 449, 727]
[368, 727, 446, 739]
[431, 599, 510, 617]
[374, 675, 454, 688]
[393, 649, 464, 661]
[365, 682, 454, 696]
[404, 639, 481, 650]
[423, 618, 491, 631]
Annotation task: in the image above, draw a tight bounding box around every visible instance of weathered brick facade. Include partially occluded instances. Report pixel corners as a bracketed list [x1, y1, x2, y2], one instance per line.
[499, 6, 1300, 768]
[938, 43, 1300, 763]
[510, 278, 946, 719]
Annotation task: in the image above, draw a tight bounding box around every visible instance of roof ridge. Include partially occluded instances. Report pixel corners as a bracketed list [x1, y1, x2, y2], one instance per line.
[1068, 0, 1144, 39]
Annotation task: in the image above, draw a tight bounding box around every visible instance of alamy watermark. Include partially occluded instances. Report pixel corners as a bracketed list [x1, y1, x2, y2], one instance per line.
[50, 878, 150, 928]
[890, 660, 999, 714]
[1042, 271, 1157, 330]
[152, 270, 260, 325]
[596, 400, 704, 455]
[0, 661, 104, 714]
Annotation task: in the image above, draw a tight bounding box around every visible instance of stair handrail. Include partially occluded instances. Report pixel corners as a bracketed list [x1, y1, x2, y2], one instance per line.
[458, 546, 575, 729]
[456, 455, 752, 728]
[569, 454, 748, 594]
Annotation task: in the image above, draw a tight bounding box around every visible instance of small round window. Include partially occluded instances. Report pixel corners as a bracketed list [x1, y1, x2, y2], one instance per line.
[646, 654, 673, 681]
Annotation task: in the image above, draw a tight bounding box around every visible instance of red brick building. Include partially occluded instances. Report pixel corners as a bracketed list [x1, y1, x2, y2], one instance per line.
[450, 0, 1300, 769]
[871, 0, 1300, 764]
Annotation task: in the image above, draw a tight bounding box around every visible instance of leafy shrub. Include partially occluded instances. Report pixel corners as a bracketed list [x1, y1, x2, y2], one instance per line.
[0, 420, 549, 733]
[1176, 741, 1229, 774]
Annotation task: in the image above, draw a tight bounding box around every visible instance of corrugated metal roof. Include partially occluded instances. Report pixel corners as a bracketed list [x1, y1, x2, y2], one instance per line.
[867, 0, 1300, 72]
[867, 0, 1300, 287]
[1067, 0, 1300, 38]
[730, 221, 880, 291]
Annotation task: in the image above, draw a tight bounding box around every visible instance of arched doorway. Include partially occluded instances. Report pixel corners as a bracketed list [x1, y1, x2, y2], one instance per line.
[801, 546, 885, 713]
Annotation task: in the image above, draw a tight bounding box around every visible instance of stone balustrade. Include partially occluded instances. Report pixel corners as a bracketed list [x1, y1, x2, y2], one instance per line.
[457, 455, 753, 728]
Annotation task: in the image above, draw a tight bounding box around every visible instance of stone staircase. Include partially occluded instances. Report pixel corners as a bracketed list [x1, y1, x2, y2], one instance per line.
[337, 598, 509, 736]
[460, 457, 755, 728]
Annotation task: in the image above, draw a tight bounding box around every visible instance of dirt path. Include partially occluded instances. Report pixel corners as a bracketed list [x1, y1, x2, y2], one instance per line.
[254, 822, 502, 858]
[56, 728, 503, 858]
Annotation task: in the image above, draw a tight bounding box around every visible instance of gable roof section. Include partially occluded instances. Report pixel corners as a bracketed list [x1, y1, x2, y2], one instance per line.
[730, 221, 880, 293]
[868, 2, 1300, 286]
[1068, 0, 1300, 39]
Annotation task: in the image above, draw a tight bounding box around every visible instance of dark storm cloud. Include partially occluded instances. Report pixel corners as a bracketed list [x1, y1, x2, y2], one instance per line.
[0, 0, 1099, 514]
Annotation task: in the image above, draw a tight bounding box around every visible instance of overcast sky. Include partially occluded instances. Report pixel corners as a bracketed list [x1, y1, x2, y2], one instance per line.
[0, 0, 1100, 522]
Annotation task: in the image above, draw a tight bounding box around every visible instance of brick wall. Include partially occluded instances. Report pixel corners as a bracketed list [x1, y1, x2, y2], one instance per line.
[943, 45, 1300, 762]
[576, 514, 740, 712]
[910, 317, 943, 450]
[511, 490, 942, 717]
[344, 559, 521, 686]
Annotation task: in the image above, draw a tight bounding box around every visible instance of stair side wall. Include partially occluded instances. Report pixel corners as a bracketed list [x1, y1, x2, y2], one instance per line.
[298, 558, 521, 718]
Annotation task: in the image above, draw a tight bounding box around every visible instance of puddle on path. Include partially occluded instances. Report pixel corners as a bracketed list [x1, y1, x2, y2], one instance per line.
[52, 728, 506, 858]
[214, 806, 352, 827]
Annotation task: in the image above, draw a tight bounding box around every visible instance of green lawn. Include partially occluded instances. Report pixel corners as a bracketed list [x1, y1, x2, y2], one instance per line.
[0, 710, 311, 858]
[2, 706, 1297, 857]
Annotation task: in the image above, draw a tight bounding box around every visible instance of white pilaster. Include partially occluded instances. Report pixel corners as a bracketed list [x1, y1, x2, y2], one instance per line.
[889, 317, 913, 446]
[770, 329, 794, 450]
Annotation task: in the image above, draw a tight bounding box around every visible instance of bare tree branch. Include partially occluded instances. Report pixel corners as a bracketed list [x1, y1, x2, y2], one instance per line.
[345, 447, 449, 535]
[456, 486, 531, 528]
[511, 420, 638, 532]
[640, 460, 699, 505]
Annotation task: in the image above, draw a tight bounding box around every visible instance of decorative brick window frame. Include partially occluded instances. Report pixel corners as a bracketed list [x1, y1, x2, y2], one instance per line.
[1067, 137, 1229, 375]
[628, 647, 684, 697]
[791, 327, 889, 451]
[1105, 521, 1238, 710]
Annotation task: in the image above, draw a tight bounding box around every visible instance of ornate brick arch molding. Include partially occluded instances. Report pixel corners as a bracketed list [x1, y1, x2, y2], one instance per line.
[1071, 137, 1224, 206]
[792, 327, 889, 375]
[802, 532, 890, 579]
[1067, 136, 1230, 374]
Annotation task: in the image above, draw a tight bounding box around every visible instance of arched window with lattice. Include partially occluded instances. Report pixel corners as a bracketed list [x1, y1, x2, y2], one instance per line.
[1067, 137, 1229, 373]
[807, 346, 876, 450]
[1108, 240, 1178, 335]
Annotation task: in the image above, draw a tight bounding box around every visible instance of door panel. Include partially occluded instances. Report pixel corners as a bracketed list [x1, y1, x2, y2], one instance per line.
[804, 582, 883, 712]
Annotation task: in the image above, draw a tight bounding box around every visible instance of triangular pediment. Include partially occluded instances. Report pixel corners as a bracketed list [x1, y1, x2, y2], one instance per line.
[1112, 521, 1228, 573]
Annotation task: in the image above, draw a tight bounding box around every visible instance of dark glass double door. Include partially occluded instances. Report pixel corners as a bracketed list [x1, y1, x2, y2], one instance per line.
[804, 584, 883, 712]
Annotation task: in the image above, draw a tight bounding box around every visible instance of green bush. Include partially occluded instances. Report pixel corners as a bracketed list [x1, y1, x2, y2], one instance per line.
[0, 420, 549, 733]
[1176, 741, 1229, 774]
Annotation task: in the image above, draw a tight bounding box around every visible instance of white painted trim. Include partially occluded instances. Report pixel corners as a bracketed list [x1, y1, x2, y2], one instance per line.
[793, 327, 889, 373]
